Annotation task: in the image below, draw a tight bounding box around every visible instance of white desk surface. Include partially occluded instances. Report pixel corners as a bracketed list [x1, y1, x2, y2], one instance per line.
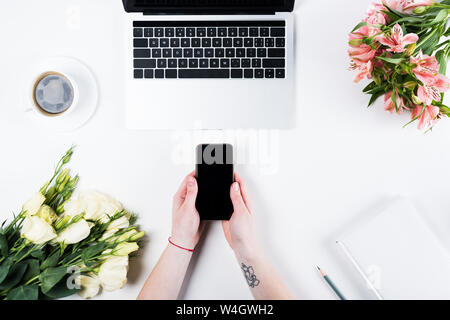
[1, 0, 450, 300]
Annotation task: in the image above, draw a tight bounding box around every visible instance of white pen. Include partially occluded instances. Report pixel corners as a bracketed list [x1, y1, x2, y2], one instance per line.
[336, 240, 384, 300]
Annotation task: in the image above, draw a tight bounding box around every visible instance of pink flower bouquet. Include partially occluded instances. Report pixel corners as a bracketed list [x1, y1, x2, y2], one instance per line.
[349, 0, 450, 130]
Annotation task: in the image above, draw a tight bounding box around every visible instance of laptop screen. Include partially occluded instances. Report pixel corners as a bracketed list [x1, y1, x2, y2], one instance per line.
[123, 0, 295, 14]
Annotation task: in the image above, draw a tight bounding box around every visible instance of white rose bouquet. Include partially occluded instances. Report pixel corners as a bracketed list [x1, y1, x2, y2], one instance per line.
[0, 147, 145, 300]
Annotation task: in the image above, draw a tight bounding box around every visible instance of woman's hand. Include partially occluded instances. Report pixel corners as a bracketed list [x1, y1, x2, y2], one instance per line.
[171, 172, 202, 249]
[222, 174, 261, 259]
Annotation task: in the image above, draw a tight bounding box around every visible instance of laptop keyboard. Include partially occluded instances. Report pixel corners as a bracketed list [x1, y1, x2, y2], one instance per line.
[132, 21, 286, 79]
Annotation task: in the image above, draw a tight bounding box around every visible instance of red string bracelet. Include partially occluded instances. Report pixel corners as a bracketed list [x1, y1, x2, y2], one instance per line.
[168, 237, 194, 253]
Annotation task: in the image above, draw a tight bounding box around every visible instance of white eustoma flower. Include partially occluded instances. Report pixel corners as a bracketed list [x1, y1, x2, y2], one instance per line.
[36, 205, 58, 224]
[62, 196, 83, 217]
[98, 256, 129, 292]
[21, 216, 57, 244]
[76, 274, 101, 299]
[23, 192, 46, 216]
[78, 191, 123, 221]
[106, 214, 130, 231]
[114, 242, 139, 256]
[55, 219, 91, 244]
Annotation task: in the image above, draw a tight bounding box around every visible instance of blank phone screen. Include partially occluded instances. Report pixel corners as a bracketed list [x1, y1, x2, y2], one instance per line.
[195, 144, 234, 221]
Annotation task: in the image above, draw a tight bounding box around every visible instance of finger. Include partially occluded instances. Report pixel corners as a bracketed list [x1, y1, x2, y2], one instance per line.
[234, 173, 252, 212]
[183, 175, 198, 208]
[230, 182, 249, 214]
[173, 172, 196, 208]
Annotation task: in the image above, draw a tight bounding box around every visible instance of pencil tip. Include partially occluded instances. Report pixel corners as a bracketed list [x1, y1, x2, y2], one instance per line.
[316, 266, 321, 270]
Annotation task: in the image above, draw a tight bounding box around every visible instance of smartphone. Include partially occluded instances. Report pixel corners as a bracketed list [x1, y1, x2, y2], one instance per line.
[195, 144, 234, 221]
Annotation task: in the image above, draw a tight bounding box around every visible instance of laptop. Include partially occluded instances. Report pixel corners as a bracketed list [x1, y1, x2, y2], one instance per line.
[122, 0, 296, 130]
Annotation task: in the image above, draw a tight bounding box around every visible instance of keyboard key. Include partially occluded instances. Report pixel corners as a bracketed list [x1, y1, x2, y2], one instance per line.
[200, 59, 209, 68]
[249, 27, 259, 37]
[212, 38, 222, 47]
[149, 38, 158, 47]
[255, 69, 264, 78]
[244, 38, 254, 47]
[207, 27, 217, 37]
[176, 28, 185, 37]
[144, 28, 153, 37]
[134, 49, 151, 58]
[260, 27, 269, 37]
[276, 38, 285, 48]
[197, 28, 206, 37]
[210, 59, 219, 68]
[194, 49, 203, 57]
[244, 69, 253, 78]
[271, 27, 285, 37]
[155, 28, 164, 37]
[134, 59, 156, 68]
[192, 38, 201, 47]
[166, 69, 177, 78]
[236, 49, 245, 57]
[202, 38, 212, 47]
[134, 69, 143, 78]
[265, 69, 275, 78]
[228, 28, 238, 37]
[144, 69, 154, 78]
[226, 48, 235, 58]
[239, 28, 249, 37]
[186, 28, 195, 37]
[160, 38, 169, 47]
[189, 59, 199, 68]
[263, 58, 285, 68]
[183, 48, 193, 58]
[134, 38, 148, 47]
[215, 48, 224, 57]
[218, 28, 227, 37]
[163, 49, 172, 58]
[252, 58, 261, 68]
[152, 49, 162, 58]
[170, 38, 180, 47]
[231, 69, 243, 78]
[179, 69, 230, 78]
[241, 58, 251, 68]
[165, 28, 175, 37]
[247, 48, 256, 57]
[276, 69, 285, 78]
[255, 38, 264, 47]
[173, 48, 183, 58]
[265, 38, 275, 47]
[168, 59, 177, 68]
[155, 69, 164, 78]
[181, 38, 191, 47]
[134, 28, 143, 37]
[268, 48, 285, 57]
[220, 59, 230, 68]
[233, 38, 243, 47]
[205, 48, 214, 57]
[257, 48, 267, 57]
[231, 59, 240, 68]
[223, 38, 232, 47]
[157, 59, 167, 68]
[178, 59, 188, 68]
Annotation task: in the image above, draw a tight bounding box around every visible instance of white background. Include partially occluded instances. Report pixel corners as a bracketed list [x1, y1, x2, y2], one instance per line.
[1, 0, 450, 300]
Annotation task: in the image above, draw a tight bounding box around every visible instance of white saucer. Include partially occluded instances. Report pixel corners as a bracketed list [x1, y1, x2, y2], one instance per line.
[23, 57, 98, 131]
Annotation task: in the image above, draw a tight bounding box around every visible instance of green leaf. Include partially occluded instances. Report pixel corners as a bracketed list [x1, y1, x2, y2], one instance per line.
[0, 262, 28, 290]
[436, 50, 449, 75]
[40, 250, 60, 270]
[368, 91, 384, 107]
[39, 267, 67, 294]
[43, 275, 79, 299]
[363, 81, 377, 93]
[0, 233, 8, 257]
[377, 56, 404, 64]
[351, 21, 367, 33]
[31, 249, 45, 261]
[0, 258, 12, 284]
[6, 284, 39, 300]
[81, 243, 106, 263]
[23, 259, 40, 283]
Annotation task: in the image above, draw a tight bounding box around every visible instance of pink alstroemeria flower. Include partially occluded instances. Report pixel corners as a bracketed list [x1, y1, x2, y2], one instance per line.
[351, 60, 374, 83]
[376, 24, 418, 53]
[417, 74, 450, 105]
[411, 105, 440, 130]
[410, 51, 439, 83]
[400, 0, 434, 12]
[384, 90, 405, 114]
[349, 25, 380, 62]
[366, 3, 388, 25]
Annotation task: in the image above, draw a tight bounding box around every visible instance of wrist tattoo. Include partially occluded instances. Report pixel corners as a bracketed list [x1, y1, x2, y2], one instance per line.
[241, 263, 260, 288]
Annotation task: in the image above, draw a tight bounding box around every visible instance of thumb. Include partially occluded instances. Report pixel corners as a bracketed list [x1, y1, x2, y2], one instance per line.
[230, 182, 247, 213]
[184, 176, 198, 208]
